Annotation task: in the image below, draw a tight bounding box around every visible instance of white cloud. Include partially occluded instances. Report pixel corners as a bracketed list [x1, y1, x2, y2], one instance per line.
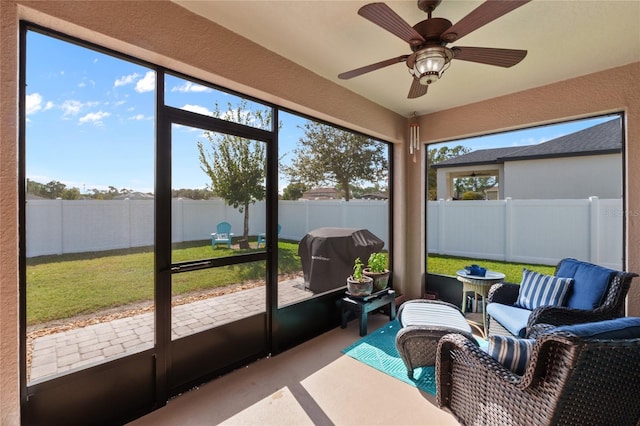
[26, 93, 43, 115]
[44, 101, 55, 111]
[181, 104, 213, 116]
[135, 71, 156, 93]
[78, 111, 111, 126]
[171, 82, 211, 93]
[114, 72, 139, 88]
[129, 114, 150, 121]
[60, 100, 99, 117]
[61, 100, 84, 116]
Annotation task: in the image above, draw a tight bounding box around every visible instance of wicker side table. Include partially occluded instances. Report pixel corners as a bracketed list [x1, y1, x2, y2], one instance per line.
[456, 270, 505, 337]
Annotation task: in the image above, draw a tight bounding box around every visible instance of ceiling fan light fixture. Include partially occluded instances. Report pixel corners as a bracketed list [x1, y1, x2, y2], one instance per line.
[410, 46, 453, 85]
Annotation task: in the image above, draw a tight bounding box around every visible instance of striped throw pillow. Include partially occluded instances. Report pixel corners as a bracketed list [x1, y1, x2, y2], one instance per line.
[488, 335, 535, 375]
[516, 268, 573, 310]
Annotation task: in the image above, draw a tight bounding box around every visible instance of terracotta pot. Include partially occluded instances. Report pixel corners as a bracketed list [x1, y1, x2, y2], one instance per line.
[346, 276, 373, 296]
[363, 269, 390, 292]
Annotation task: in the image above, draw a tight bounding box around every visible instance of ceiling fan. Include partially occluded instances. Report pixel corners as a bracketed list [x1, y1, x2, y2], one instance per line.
[338, 0, 531, 99]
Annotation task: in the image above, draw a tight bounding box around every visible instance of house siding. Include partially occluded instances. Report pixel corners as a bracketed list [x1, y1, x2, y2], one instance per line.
[503, 153, 621, 199]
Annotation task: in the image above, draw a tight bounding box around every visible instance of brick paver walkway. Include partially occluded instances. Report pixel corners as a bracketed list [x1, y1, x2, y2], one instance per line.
[29, 277, 311, 383]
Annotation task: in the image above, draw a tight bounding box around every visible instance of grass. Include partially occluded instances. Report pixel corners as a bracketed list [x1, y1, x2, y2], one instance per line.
[26, 239, 302, 325]
[427, 254, 555, 284]
[26, 243, 553, 326]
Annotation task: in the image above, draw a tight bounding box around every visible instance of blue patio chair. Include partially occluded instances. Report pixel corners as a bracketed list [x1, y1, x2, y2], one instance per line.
[257, 224, 281, 248]
[211, 221, 233, 248]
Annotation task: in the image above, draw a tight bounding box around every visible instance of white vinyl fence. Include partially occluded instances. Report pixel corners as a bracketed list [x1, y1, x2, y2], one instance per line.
[26, 198, 389, 258]
[26, 197, 624, 270]
[428, 197, 623, 270]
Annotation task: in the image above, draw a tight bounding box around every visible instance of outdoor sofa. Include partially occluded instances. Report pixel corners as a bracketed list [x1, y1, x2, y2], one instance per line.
[486, 258, 638, 338]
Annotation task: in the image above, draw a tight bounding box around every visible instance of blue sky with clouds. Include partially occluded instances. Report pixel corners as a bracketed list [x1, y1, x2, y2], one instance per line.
[24, 30, 616, 195]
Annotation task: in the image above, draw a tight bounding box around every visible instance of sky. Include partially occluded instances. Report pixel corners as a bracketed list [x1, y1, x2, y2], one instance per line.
[25, 30, 618, 195]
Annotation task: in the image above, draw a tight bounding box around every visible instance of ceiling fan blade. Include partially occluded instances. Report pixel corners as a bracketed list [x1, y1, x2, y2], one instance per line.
[358, 3, 425, 45]
[441, 0, 531, 43]
[338, 55, 409, 79]
[407, 78, 428, 99]
[452, 46, 527, 67]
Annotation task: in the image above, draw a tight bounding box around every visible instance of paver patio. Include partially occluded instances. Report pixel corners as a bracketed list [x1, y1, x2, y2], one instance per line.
[29, 277, 311, 383]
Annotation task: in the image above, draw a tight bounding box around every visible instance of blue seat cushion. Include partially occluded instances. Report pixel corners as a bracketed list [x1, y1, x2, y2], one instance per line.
[487, 335, 535, 375]
[553, 317, 640, 339]
[486, 303, 532, 338]
[556, 258, 616, 310]
[515, 268, 573, 310]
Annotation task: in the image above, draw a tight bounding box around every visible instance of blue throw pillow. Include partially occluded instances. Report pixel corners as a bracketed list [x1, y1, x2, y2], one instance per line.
[553, 317, 640, 339]
[516, 268, 573, 310]
[488, 335, 535, 375]
[556, 259, 616, 310]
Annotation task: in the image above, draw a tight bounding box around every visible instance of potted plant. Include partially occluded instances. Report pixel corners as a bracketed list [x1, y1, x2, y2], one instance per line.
[364, 252, 390, 292]
[347, 257, 373, 296]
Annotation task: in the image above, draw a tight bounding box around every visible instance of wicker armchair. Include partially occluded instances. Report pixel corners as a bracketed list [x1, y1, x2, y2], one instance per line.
[436, 331, 640, 426]
[487, 258, 638, 337]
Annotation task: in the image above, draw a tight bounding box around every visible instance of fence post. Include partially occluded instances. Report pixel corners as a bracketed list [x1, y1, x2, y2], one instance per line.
[504, 197, 512, 262]
[58, 198, 64, 255]
[341, 200, 347, 227]
[436, 199, 444, 254]
[589, 196, 599, 263]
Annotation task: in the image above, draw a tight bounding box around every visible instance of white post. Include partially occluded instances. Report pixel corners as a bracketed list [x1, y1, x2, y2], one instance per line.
[504, 197, 513, 262]
[589, 196, 599, 263]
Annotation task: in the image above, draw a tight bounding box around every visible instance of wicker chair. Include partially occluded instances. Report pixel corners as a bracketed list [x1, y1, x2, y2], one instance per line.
[487, 258, 638, 337]
[436, 331, 640, 426]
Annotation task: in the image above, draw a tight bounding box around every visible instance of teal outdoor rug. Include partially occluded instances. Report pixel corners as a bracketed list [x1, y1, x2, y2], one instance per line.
[341, 319, 437, 395]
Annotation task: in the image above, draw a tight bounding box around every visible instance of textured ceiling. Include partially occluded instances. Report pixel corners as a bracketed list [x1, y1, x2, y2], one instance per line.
[173, 0, 640, 118]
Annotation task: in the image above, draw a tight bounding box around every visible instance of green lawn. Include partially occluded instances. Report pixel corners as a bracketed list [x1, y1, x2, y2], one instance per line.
[427, 254, 555, 284]
[26, 240, 302, 325]
[26, 243, 554, 326]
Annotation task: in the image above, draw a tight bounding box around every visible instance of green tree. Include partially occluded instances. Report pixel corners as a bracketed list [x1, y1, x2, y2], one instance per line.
[427, 145, 471, 200]
[281, 182, 309, 200]
[62, 187, 81, 200]
[45, 180, 67, 199]
[283, 122, 387, 201]
[26, 179, 48, 198]
[197, 101, 270, 241]
[455, 176, 496, 199]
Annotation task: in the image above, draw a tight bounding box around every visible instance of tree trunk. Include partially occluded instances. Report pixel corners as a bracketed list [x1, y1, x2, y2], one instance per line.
[342, 179, 351, 201]
[243, 203, 250, 241]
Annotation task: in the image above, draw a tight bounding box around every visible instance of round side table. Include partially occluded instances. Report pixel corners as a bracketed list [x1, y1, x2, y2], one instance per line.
[456, 270, 505, 338]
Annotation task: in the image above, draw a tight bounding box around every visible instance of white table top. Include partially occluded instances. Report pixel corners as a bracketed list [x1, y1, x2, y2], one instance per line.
[456, 270, 506, 281]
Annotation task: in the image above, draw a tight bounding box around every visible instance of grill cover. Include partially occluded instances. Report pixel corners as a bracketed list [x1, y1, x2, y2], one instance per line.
[298, 227, 384, 293]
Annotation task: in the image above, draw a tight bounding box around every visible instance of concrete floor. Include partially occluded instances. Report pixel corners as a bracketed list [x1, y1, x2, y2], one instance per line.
[127, 314, 459, 426]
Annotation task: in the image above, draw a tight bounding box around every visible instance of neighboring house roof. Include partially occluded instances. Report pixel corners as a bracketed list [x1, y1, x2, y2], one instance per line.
[301, 187, 340, 199]
[359, 192, 388, 200]
[432, 118, 621, 168]
[113, 191, 154, 200]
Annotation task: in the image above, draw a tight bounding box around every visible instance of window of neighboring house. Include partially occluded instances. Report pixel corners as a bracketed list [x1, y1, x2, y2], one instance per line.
[426, 113, 625, 282]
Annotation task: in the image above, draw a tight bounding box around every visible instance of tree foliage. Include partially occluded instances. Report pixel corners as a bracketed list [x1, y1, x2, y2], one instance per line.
[172, 188, 215, 200]
[427, 145, 471, 200]
[456, 176, 496, 198]
[197, 101, 270, 240]
[282, 122, 387, 201]
[26, 179, 134, 200]
[281, 182, 309, 200]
